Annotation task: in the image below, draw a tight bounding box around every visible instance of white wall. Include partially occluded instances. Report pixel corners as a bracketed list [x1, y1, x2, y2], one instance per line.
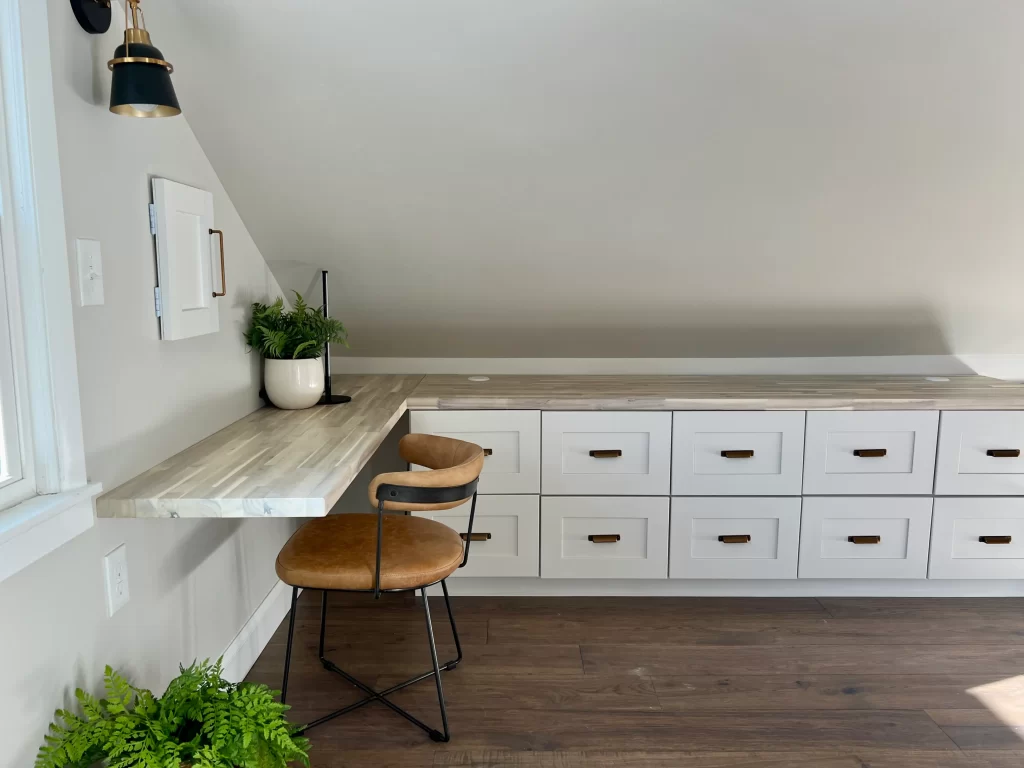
[163, 0, 1024, 358]
[0, 4, 297, 765]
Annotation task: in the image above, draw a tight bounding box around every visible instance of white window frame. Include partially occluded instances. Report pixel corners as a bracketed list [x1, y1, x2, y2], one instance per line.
[0, 0, 99, 583]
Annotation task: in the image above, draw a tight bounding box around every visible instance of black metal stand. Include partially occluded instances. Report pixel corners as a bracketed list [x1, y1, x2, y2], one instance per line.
[280, 582, 462, 742]
[317, 269, 351, 405]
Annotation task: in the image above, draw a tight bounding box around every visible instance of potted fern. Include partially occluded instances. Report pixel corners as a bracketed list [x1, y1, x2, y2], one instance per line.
[36, 659, 309, 768]
[244, 292, 348, 410]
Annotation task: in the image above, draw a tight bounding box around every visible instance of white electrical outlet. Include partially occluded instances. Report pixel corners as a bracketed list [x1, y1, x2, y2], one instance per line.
[103, 544, 129, 616]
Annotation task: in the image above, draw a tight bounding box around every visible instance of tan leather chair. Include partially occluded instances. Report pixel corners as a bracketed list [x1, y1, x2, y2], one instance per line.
[275, 434, 485, 743]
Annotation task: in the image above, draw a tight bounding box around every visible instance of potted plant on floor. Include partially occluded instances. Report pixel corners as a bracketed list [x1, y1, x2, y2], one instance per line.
[36, 659, 309, 768]
[245, 292, 348, 410]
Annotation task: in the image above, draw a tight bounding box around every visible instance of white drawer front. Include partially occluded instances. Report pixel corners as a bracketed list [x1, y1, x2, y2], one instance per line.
[542, 412, 671, 495]
[670, 497, 801, 579]
[930, 498, 1024, 579]
[672, 412, 805, 496]
[803, 411, 938, 495]
[414, 495, 539, 578]
[410, 410, 540, 494]
[798, 497, 933, 579]
[936, 412, 1024, 496]
[541, 496, 669, 579]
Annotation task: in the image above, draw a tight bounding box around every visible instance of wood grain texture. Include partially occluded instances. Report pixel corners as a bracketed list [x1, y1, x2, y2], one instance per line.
[407, 374, 1024, 411]
[95, 374, 422, 518]
[243, 592, 1024, 765]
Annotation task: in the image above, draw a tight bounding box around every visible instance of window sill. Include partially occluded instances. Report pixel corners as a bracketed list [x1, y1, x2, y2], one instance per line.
[0, 482, 102, 583]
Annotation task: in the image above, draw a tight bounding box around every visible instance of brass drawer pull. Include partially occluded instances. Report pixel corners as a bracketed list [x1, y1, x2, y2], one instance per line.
[483, 448, 493, 456]
[854, 448, 888, 458]
[848, 535, 881, 544]
[460, 532, 491, 542]
[210, 229, 226, 297]
[589, 449, 623, 458]
[721, 450, 754, 459]
[718, 534, 752, 544]
[979, 535, 1013, 544]
[987, 449, 1021, 458]
[588, 534, 621, 543]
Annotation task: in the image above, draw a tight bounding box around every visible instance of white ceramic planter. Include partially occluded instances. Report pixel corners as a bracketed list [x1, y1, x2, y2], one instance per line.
[264, 358, 324, 410]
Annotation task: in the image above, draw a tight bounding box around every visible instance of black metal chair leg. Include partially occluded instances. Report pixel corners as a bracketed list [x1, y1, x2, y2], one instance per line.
[421, 587, 451, 742]
[440, 580, 463, 671]
[317, 590, 328, 659]
[280, 586, 299, 704]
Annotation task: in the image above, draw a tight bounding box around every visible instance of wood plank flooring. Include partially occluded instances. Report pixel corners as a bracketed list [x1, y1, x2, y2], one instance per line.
[245, 593, 1024, 767]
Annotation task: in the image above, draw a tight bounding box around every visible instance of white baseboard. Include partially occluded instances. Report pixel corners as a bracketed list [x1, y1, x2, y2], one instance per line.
[429, 577, 1024, 598]
[221, 580, 293, 683]
[332, 354, 1024, 379]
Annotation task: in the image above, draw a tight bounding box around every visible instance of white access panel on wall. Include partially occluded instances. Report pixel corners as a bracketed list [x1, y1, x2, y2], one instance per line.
[151, 179, 221, 340]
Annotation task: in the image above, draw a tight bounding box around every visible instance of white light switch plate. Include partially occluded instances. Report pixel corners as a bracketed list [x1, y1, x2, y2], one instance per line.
[103, 543, 129, 616]
[75, 238, 104, 306]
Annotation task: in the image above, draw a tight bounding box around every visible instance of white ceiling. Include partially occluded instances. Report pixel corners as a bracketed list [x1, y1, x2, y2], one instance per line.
[152, 0, 1024, 357]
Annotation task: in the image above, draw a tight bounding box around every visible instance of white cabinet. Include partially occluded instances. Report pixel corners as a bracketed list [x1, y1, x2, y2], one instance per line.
[413, 495, 539, 578]
[410, 410, 540, 494]
[151, 178, 222, 341]
[929, 498, 1024, 579]
[802, 411, 938, 495]
[541, 412, 671, 496]
[669, 497, 801, 579]
[540, 496, 669, 579]
[936, 412, 1024, 496]
[672, 412, 805, 496]
[798, 497, 933, 579]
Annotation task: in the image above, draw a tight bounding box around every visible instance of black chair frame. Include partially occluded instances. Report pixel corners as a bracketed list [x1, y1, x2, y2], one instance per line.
[280, 478, 479, 743]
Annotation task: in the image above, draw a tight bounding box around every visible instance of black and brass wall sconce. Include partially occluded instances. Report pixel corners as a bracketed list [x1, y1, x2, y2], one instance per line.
[70, 0, 181, 118]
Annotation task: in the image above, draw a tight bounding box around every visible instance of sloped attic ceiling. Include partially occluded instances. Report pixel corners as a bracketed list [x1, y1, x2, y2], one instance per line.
[151, 0, 1024, 357]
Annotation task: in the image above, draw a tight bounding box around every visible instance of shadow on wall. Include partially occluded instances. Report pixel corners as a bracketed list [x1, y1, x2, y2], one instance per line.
[342, 304, 955, 358]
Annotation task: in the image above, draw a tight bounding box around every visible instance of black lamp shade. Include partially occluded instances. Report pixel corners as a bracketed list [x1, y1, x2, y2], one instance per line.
[109, 41, 180, 118]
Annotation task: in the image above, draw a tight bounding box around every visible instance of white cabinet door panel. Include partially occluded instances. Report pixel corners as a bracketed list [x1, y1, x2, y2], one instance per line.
[541, 496, 669, 579]
[152, 178, 220, 340]
[936, 412, 1024, 495]
[542, 412, 671, 495]
[410, 411, 540, 494]
[803, 411, 938, 495]
[672, 412, 805, 495]
[930, 498, 1024, 579]
[670, 497, 801, 579]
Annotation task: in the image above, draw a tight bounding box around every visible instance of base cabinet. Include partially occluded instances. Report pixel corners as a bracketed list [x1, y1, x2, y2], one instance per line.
[409, 406, 1024, 592]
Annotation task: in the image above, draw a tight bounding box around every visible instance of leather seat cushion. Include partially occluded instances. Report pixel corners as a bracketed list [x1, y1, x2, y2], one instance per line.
[275, 514, 465, 591]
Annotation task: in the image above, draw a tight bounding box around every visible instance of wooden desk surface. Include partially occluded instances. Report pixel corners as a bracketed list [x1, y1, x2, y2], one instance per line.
[407, 374, 1024, 411]
[96, 375, 422, 519]
[97, 373, 1024, 519]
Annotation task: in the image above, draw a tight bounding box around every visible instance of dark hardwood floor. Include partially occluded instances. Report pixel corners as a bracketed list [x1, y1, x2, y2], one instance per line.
[245, 592, 1024, 767]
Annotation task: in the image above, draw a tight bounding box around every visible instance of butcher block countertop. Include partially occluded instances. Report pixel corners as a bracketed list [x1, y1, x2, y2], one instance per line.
[96, 373, 1024, 519]
[407, 374, 1024, 411]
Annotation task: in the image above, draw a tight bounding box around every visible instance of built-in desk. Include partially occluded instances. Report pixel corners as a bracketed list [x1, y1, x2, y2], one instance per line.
[96, 375, 422, 518]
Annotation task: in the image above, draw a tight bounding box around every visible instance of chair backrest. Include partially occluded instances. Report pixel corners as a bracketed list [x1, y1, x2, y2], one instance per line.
[368, 433, 485, 512]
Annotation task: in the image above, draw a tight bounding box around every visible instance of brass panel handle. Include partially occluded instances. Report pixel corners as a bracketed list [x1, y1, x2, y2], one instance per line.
[718, 534, 752, 544]
[483, 448, 493, 456]
[854, 448, 888, 458]
[979, 535, 1013, 544]
[848, 535, 882, 544]
[589, 449, 623, 458]
[588, 534, 621, 543]
[987, 449, 1021, 458]
[210, 229, 226, 297]
[460, 532, 491, 542]
[721, 450, 754, 459]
